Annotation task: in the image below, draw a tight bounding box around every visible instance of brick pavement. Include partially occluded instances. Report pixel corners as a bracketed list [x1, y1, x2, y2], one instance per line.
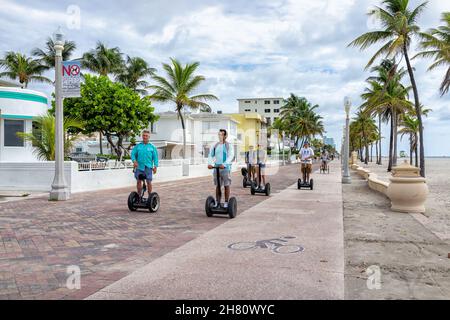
[0, 163, 305, 299]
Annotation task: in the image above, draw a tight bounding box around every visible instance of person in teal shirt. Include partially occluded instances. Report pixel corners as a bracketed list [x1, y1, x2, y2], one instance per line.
[131, 130, 159, 196]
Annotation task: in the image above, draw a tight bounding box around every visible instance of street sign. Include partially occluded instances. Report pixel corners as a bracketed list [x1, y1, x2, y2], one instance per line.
[62, 61, 81, 98]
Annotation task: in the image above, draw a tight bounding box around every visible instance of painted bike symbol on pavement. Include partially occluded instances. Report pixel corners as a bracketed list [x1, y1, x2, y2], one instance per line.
[228, 236, 305, 254]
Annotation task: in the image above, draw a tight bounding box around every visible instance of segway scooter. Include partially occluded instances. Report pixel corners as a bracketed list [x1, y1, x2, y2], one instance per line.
[298, 160, 314, 190]
[128, 171, 160, 213]
[241, 163, 255, 188]
[205, 166, 237, 219]
[250, 163, 271, 196]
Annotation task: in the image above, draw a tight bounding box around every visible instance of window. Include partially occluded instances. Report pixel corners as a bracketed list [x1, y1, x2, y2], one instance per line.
[202, 121, 219, 132]
[274, 109, 280, 113]
[76, 147, 83, 152]
[4, 119, 25, 147]
[32, 121, 42, 147]
[244, 101, 251, 104]
[264, 100, 271, 105]
[265, 117, 272, 126]
[274, 100, 280, 105]
[264, 109, 271, 113]
[150, 122, 157, 133]
[255, 109, 258, 112]
[244, 109, 251, 112]
[237, 133, 242, 140]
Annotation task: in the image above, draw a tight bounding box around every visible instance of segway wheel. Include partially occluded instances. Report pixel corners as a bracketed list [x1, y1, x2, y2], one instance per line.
[148, 192, 160, 213]
[205, 196, 215, 217]
[243, 177, 248, 188]
[297, 179, 301, 190]
[265, 183, 271, 196]
[310, 179, 314, 190]
[250, 184, 256, 195]
[241, 167, 248, 177]
[128, 192, 139, 212]
[228, 197, 237, 219]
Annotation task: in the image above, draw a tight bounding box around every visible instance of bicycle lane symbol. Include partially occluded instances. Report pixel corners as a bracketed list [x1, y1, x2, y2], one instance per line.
[228, 236, 305, 254]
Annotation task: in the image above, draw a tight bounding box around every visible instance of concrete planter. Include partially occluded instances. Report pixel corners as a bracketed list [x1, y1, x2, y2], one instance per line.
[386, 161, 428, 213]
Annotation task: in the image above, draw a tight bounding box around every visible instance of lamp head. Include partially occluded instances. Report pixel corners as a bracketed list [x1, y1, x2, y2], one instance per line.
[53, 26, 64, 46]
[344, 96, 351, 115]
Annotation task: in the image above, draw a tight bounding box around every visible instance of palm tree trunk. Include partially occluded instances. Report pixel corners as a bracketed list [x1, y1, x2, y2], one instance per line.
[403, 45, 425, 177]
[375, 139, 379, 165]
[99, 132, 103, 154]
[415, 133, 419, 168]
[393, 112, 398, 167]
[177, 107, 187, 160]
[370, 143, 373, 162]
[388, 114, 394, 172]
[409, 134, 413, 165]
[378, 114, 382, 165]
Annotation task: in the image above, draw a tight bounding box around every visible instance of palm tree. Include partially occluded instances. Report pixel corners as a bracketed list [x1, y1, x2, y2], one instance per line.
[399, 114, 419, 166]
[116, 56, 156, 95]
[17, 111, 84, 161]
[148, 58, 218, 162]
[81, 41, 124, 77]
[81, 41, 124, 154]
[415, 12, 450, 96]
[349, 0, 428, 177]
[352, 110, 378, 164]
[31, 37, 77, 69]
[271, 117, 288, 160]
[0, 52, 52, 88]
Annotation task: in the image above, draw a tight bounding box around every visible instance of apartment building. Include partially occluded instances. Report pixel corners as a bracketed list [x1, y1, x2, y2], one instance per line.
[238, 97, 284, 127]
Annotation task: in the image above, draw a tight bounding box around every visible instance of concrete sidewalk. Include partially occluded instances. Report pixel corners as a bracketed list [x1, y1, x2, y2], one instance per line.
[87, 162, 344, 300]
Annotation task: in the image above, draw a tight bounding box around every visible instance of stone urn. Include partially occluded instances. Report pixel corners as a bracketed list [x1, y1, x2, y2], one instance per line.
[350, 151, 359, 169]
[386, 160, 428, 213]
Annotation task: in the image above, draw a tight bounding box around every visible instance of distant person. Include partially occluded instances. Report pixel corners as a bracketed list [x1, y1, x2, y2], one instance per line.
[208, 129, 235, 208]
[299, 141, 314, 182]
[320, 150, 329, 171]
[256, 144, 268, 189]
[245, 145, 257, 181]
[131, 130, 159, 198]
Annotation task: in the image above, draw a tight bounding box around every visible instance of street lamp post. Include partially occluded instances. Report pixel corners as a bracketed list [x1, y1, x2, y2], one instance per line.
[50, 27, 70, 201]
[342, 96, 352, 184]
[281, 131, 286, 166]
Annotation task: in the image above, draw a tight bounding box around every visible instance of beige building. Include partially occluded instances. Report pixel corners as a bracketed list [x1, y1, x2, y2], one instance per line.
[238, 97, 283, 127]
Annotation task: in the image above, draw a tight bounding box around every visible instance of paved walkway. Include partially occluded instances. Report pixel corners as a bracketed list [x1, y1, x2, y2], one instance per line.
[0, 163, 303, 299]
[88, 162, 344, 300]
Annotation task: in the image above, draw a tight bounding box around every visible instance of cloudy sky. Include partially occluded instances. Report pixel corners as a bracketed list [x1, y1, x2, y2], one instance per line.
[1, 0, 449, 155]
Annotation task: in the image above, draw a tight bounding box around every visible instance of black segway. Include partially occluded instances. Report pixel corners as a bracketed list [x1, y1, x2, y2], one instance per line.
[250, 163, 271, 196]
[128, 171, 160, 213]
[205, 166, 237, 219]
[298, 160, 314, 190]
[241, 164, 254, 188]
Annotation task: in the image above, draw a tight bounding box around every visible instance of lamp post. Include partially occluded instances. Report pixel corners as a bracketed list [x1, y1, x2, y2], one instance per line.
[50, 27, 70, 201]
[281, 130, 286, 166]
[342, 96, 352, 184]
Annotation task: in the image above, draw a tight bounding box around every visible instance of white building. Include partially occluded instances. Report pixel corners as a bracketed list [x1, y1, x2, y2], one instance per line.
[0, 87, 49, 162]
[238, 97, 284, 126]
[148, 111, 240, 160]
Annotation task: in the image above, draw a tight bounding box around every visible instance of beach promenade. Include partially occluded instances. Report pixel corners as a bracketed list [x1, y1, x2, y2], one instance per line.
[87, 162, 344, 300]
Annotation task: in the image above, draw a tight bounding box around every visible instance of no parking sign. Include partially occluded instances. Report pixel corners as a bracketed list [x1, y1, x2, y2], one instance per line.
[62, 61, 81, 98]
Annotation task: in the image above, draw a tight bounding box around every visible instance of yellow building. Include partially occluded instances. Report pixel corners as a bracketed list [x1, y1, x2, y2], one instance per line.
[228, 113, 267, 157]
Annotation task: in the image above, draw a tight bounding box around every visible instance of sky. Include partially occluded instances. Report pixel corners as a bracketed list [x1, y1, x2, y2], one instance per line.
[0, 0, 449, 155]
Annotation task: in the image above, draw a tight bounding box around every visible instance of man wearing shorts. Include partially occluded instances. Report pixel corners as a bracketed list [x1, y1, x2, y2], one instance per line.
[208, 129, 235, 208]
[320, 150, 329, 171]
[131, 130, 159, 197]
[256, 144, 267, 189]
[245, 145, 257, 181]
[299, 141, 314, 182]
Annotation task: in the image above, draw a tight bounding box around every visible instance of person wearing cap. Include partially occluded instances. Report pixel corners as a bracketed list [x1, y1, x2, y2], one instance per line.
[299, 141, 314, 182]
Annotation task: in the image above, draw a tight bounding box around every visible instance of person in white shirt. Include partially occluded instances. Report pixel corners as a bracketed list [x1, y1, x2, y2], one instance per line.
[256, 144, 268, 189]
[299, 141, 314, 182]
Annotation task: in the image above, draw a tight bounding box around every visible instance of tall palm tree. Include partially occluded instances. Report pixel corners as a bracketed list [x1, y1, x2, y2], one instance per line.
[116, 56, 156, 95]
[349, 0, 428, 177]
[81, 41, 124, 154]
[352, 110, 378, 164]
[81, 41, 124, 77]
[271, 117, 288, 157]
[399, 114, 419, 166]
[0, 52, 51, 88]
[17, 111, 84, 161]
[31, 37, 77, 69]
[148, 58, 218, 161]
[415, 12, 450, 96]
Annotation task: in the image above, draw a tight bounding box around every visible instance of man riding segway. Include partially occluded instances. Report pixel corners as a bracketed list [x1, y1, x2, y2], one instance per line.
[298, 141, 314, 190]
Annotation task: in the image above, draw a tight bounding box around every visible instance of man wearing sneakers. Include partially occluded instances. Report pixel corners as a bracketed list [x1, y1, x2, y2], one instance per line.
[299, 141, 314, 182]
[208, 129, 235, 208]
